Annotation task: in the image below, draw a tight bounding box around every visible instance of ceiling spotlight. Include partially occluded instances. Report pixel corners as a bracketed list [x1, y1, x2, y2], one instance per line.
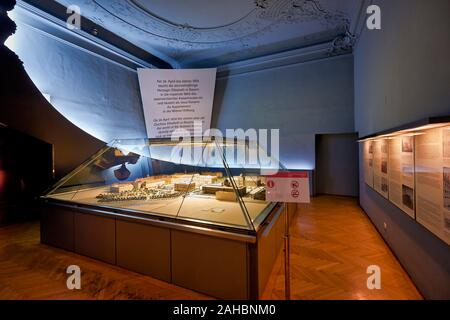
[91, 28, 98, 36]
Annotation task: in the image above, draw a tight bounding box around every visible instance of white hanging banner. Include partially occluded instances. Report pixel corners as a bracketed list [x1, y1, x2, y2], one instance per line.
[265, 171, 310, 203]
[138, 68, 217, 138]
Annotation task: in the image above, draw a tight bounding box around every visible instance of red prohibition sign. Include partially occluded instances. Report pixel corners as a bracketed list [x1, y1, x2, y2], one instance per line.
[291, 180, 299, 189]
[267, 180, 275, 188]
[291, 189, 300, 198]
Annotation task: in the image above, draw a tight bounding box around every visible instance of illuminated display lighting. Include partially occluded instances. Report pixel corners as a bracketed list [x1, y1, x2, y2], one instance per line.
[358, 122, 450, 142]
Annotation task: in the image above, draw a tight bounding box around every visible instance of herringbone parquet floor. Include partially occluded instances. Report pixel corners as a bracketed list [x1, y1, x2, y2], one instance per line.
[0, 196, 421, 299]
[262, 196, 422, 300]
[0, 222, 210, 300]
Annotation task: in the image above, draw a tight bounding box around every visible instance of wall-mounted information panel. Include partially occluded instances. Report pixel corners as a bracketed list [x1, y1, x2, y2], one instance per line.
[388, 135, 415, 218]
[373, 139, 389, 199]
[363, 140, 374, 187]
[360, 117, 450, 245]
[415, 127, 450, 245]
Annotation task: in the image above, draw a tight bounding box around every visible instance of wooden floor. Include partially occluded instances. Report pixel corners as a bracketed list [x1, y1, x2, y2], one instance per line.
[0, 222, 212, 300]
[262, 196, 422, 300]
[0, 196, 421, 300]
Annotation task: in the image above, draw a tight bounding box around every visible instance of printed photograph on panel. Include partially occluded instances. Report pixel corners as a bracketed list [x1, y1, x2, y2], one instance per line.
[381, 160, 388, 174]
[402, 136, 413, 153]
[382, 177, 389, 193]
[402, 184, 414, 210]
[443, 167, 450, 210]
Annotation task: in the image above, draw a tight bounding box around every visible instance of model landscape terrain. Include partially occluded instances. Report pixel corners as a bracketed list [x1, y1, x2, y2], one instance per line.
[96, 173, 267, 202]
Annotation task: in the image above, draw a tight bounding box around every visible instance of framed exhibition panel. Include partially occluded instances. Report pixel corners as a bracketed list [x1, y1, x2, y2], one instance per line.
[363, 140, 374, 188]
[360, 117, 450, 246]
[388, 135, 415, 218]
[373, 138, 389, 199]
[415, 126, 450, 245]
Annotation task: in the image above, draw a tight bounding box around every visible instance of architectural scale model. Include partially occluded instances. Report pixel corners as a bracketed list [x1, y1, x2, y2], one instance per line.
[95, 173, 266, 202]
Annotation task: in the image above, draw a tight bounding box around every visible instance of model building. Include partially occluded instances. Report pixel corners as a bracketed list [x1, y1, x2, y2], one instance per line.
[174, 182, 196, 192]
[92, 172, 264, 203]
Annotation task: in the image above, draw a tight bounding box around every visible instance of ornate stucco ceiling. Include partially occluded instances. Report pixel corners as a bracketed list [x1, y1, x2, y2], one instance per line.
[53, 0, 364, 68]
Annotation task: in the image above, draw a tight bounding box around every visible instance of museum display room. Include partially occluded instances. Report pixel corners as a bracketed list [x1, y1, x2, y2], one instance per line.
[1, 0, 450, 306]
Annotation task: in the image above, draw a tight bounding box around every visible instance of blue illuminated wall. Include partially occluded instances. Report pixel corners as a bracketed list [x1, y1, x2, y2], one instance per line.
[212, 55, 355, 171]
[7, 8, 147, 144]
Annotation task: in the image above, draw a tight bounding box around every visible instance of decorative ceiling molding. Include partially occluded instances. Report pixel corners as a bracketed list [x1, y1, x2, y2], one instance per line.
[327, 22, 355, 57]
[92, 0, 349, 44]
[51, 0, 363, 67]
[216, 42, 339, 78]
[129, 0, 256, 30]
[216, 37, 356, 79]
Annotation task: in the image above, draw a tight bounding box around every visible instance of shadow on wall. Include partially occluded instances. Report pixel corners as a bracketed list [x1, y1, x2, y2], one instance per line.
[0, 0, 104, 180]
[210, 75, 228, 129]
[0, 126, 54, 224]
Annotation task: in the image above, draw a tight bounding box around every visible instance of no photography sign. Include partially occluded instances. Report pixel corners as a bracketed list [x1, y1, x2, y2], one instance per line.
[265, 171, 310, 203]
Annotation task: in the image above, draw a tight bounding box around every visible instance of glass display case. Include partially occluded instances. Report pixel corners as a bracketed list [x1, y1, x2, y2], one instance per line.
[43, 137, 284, 234]
[41, 137, 292, 299]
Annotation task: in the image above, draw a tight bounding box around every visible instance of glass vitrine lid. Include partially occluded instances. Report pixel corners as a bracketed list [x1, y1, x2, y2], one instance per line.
[44, 138, 286, 231]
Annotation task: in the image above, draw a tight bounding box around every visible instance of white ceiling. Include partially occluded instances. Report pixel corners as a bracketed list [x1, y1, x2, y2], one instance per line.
[54, 0, 365, 68]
